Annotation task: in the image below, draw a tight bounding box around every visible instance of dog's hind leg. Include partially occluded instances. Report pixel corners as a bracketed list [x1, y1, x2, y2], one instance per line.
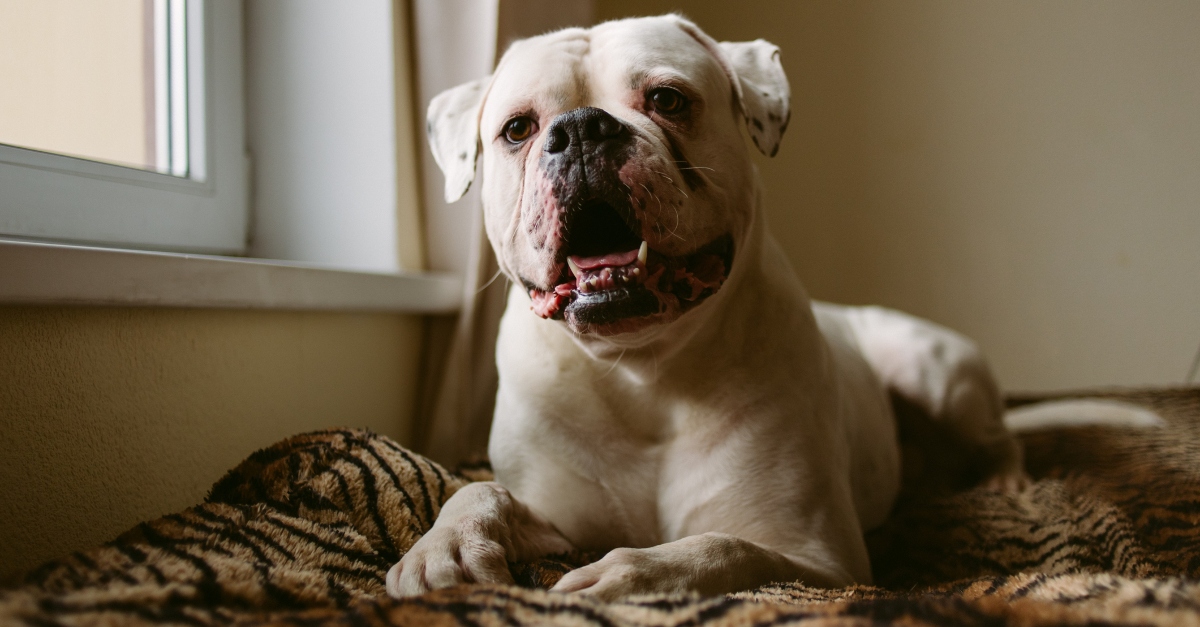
[820, 303, 1026, 490]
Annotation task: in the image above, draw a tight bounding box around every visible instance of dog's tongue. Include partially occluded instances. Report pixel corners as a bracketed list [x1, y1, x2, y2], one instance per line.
[569, 248, 639, 270]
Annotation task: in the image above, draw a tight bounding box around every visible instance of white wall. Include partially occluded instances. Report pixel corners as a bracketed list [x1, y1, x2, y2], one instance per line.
[598, 0, 1200, 391]
[245, 0, 424, 272]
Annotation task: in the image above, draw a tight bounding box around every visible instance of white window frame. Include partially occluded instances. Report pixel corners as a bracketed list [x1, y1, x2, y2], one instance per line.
[0, 0, 461, 313]
[0, 0, 248, 255]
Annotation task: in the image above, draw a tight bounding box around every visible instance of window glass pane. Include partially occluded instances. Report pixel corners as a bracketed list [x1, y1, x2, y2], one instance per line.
[0, 0, 191, 177]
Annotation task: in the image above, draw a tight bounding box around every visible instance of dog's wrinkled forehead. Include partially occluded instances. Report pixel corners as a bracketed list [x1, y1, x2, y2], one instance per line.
[481, 18, 728, 131]
[426, 14, 790, 203]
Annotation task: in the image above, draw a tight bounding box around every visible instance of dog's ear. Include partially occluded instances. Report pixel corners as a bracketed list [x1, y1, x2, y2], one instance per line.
[718, 40, 791, 157]
[426, 77, 489, 203]
[671, 17, 791, 157]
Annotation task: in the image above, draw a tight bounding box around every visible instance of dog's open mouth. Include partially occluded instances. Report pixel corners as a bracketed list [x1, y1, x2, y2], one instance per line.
[528, 199, 733, 332]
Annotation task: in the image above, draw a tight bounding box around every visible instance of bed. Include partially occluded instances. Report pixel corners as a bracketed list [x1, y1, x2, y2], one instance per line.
[3, 388, 1198, 626]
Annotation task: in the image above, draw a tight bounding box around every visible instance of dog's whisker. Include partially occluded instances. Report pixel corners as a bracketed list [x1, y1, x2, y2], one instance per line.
[476, 269, 505, 294]
[639, 183, 666, 215]
[673, 160, 717, 172]
[600, 349, 627, 379]
[637, 183, 672, 238]
[652, 170, 690, 199]
[664, 197, 686, 242]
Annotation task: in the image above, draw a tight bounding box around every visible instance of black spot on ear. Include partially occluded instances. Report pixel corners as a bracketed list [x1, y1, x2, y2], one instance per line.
[769, 144, 779, 157]
[752, 118, 764, 131]
[761, 90, 769, 96]
[767, 112, 780, 122]
[459, 152, 468, 161]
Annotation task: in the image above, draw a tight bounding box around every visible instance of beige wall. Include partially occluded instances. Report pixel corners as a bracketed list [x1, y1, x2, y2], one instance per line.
[0, 0, 151, 168]
[0, 307, 422, 582]
[596, 0, 1200, 391]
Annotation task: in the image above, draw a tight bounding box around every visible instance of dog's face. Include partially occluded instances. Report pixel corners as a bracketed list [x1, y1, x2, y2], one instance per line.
[428, 16, 789, 337]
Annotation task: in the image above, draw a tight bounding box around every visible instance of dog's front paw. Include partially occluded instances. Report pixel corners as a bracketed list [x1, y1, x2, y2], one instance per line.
[550, 547, 679, 601]
[386, 523, 514, 598]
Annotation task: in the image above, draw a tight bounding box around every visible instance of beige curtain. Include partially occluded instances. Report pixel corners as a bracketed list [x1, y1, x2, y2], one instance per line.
[410, 0, 595, 467]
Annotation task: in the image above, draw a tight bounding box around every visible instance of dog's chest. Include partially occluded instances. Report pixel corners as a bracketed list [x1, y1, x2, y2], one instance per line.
[494, 390, 739, 551]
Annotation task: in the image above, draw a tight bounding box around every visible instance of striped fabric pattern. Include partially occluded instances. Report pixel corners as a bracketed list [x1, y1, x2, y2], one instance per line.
[2, 389, 1198, 626]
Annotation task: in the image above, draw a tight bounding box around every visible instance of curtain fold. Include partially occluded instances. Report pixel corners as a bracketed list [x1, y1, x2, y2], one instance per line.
[410, 0, 595, 467]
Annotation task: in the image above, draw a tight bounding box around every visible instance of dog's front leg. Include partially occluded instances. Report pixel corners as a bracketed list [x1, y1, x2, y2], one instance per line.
[386, 482, 575, 597]
[550, 532, 845, 600]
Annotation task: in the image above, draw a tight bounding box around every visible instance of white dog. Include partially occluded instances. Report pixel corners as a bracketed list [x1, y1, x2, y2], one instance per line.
[387, 15, 1025, 600]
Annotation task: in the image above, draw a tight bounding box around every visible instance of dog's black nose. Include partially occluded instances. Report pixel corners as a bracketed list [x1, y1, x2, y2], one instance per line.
[544, 107, 626, 154]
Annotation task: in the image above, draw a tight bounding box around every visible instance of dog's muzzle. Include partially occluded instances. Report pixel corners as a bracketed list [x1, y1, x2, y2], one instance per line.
[526, 107, 732, 333]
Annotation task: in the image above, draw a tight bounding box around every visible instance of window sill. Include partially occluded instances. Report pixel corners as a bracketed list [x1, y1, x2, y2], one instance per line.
[0, 238, 462, 313]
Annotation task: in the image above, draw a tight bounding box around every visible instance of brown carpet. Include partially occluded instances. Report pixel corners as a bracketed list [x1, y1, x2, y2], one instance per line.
[3, 388, 1199, 626]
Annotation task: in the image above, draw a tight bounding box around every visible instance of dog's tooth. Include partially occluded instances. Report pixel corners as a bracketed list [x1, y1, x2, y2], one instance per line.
[638, 241, 648, 265]
[567, 257, 581, 278]
[630, 266, 642, 279]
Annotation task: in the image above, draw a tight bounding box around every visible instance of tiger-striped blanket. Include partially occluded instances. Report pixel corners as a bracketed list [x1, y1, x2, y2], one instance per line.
[2, 388, 1199, 626]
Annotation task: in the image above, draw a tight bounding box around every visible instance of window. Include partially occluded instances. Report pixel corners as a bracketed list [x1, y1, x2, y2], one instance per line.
[0, 0, 248, 255]
[0, 0, 459, 313]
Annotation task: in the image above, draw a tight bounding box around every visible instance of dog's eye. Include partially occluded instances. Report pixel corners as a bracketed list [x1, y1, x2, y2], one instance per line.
[503, 117, 537, 143]
[648, 88, 688, 115]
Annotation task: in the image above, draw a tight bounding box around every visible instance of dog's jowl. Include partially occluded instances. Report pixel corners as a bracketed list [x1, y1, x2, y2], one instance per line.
[388, 15, 1022, 601]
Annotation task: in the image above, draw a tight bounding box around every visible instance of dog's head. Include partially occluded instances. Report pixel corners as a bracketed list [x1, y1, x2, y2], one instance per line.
[428, 15, 789, 337]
